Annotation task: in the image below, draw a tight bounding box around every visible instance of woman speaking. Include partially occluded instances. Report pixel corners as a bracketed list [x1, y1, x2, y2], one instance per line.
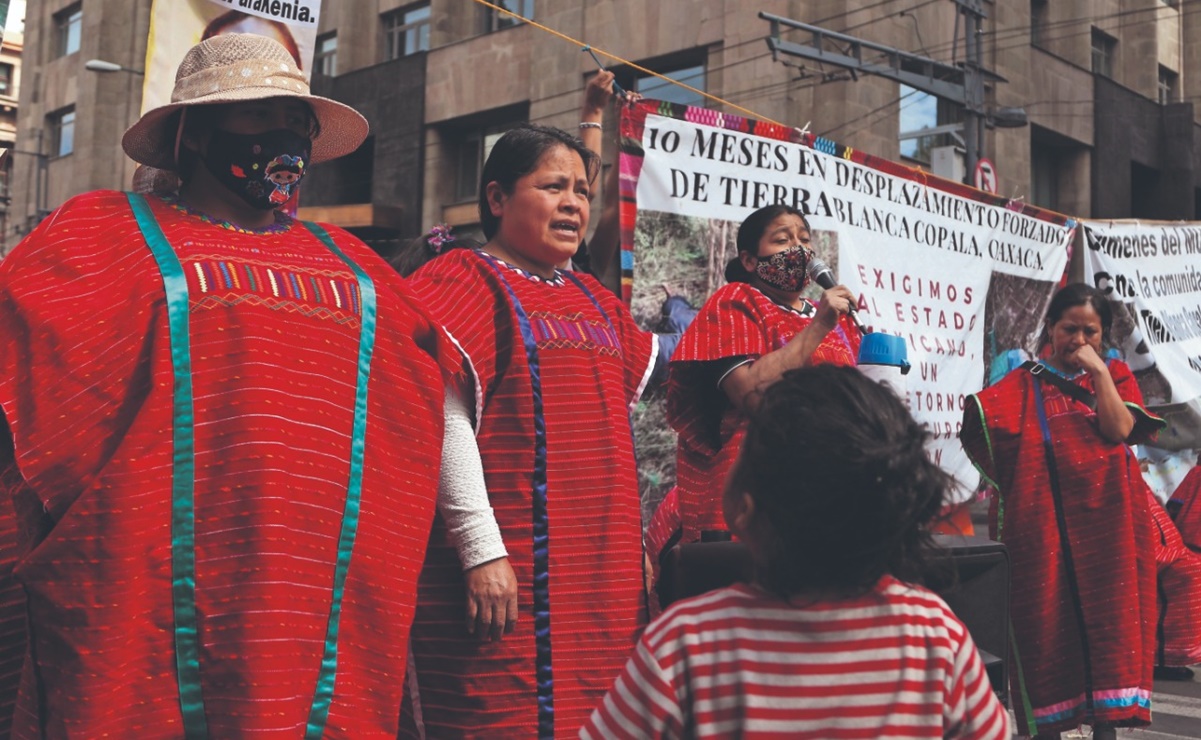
[667, 204, 860, 544]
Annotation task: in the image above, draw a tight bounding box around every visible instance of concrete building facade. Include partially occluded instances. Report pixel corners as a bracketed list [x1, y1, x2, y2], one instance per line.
[0, 19, 22, 251]
[6, 0, 1201, 254]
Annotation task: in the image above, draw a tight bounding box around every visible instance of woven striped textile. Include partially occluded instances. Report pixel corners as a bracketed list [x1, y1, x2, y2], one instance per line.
[1147, 485, 1201, 667]
[0, 457, 24, 739]
[582, 578, 1011, 739]
[0, 191, 452, 737]
[1170, 466, 1201, 552]
[402, 249, 655, 738]
[667, 283, 859, 542]
[961, 362, 1160, 735]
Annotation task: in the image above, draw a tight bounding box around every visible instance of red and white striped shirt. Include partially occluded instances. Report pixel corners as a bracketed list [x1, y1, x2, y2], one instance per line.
[582, 577, 1010, 739]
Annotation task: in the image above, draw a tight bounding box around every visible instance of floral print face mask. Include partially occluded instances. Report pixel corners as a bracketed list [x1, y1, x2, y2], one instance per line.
[754, 246, 812, 292]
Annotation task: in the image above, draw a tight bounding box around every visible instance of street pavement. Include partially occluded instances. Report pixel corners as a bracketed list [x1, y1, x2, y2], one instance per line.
[1127, 673, 1201, 739]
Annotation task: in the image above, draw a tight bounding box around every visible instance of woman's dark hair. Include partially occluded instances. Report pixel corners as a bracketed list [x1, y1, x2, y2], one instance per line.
[724, 204, 810, 284]
[728, 365, 951, 596]
[1037, 282, 1113, 351]
[477, 124, 600, 241]
[389, 228, 482, 278]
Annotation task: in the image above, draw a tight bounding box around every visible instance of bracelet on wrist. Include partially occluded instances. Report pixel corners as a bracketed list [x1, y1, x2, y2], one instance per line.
[578, 121, 602, 130]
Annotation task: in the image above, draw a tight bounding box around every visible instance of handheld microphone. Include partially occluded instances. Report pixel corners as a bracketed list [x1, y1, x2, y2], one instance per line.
[807, 257, 870, 336]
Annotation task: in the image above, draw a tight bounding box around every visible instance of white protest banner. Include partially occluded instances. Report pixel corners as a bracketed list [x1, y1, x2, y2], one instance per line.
[619, 102, 1074, 505]
[1081, 220, 1201, 453]
[141, 0, 321, 116]
[209, 0, 319, 27]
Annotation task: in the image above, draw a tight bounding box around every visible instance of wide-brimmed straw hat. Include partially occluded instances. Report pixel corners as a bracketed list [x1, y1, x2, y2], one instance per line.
[122, 33, 369, 170]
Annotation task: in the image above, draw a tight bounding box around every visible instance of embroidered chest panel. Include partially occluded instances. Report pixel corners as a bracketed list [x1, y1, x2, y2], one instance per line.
[528, 310, 621, 357]
[182, 253, 363, 326]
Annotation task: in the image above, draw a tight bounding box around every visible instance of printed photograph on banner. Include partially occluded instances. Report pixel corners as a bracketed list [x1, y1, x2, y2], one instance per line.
[142, 0, 321, 116]
[979, 272, 1056, 388]
[1081, 220, 1201, 457]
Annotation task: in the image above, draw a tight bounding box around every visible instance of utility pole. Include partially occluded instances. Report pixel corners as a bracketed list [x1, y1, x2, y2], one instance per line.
[959, 0, 986, 180]
[761, 1, 1019, 184]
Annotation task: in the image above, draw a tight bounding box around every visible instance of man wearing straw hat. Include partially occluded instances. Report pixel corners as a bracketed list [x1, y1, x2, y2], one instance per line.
[0, 34, 467, 737]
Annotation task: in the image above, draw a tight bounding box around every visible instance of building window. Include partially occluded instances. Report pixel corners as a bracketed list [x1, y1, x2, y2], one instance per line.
[455, 124, 517, 201]
[383, 4, 430, 60]
[1030, 0, 1048, 47]
[1158, 66, 1177, 105]
[49, 107, 76, 158]
[0, 64, 12, 97]
[0, 155, 11, 202]
[487, 0, 534, 32]
[1031, 143, 1060, 211]
[898, 85, 963, 165]
[55, 4, 82, 57]
[314, 32, 337, 77]
[634, 64, 706, 109]
[1090, 29, 1115, 78]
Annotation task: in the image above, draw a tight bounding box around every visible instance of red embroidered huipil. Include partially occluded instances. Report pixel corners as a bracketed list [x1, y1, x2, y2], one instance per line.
[667, 282, 859, 543]
[960, 362, 1161, 735]
[0, 191, 453, 738]
[403, 249, 655, 738]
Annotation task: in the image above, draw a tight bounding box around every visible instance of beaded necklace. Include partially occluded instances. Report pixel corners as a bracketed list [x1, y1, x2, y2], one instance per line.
[158, 193, 295, 235]
[479, 249, 566, 286]
[1039, 361, 1086, 381]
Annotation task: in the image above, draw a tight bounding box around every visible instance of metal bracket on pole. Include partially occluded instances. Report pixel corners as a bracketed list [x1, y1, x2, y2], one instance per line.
[760, 5, 1005, 184]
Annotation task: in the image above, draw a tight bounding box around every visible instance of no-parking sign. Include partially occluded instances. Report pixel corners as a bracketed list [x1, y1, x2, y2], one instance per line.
[973, 158, 997, 193]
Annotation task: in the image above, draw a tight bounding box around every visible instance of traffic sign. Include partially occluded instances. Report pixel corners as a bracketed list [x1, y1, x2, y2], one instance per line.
[973, 158, 997, 193]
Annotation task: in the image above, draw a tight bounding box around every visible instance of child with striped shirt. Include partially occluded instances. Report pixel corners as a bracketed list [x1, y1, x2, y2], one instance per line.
[583, 365, 1011, 739]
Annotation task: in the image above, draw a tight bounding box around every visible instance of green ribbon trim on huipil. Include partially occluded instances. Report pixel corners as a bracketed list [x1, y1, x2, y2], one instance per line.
[126, 195, 377, 739]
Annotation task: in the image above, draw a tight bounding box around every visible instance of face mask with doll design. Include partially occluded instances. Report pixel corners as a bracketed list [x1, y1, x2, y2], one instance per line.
[202, 128, 311, 210]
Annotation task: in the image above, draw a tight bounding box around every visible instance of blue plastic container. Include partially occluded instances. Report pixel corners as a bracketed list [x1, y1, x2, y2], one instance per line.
[857, 333, 911, 375]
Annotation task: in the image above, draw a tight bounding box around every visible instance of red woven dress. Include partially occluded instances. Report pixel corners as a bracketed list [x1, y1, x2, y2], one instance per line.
[1147, 482, 1201, 668]
[960, 361, 1162, 735]
[403, 249, 656, 738]
[1170, 466, 1201, 552]
[667, 282, 859, 543]
[0, 191, 453, 738]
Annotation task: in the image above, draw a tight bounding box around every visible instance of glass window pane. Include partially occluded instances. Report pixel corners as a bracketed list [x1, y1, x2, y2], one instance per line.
[636, 65, 705, 108]
[65, 11, 81, 55]
[457, 138, 481, 201]
[483, 131, 505, 164]
[898, 85, 938, 162]
[56, 110, 75, 157]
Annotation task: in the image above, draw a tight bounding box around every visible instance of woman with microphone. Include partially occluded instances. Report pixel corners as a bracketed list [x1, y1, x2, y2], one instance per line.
[666, 204, 860, 544]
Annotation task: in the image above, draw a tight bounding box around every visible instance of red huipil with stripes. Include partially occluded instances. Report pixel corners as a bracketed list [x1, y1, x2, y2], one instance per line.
[582, 578, 1011, 740]
[667, 283, 859, 542]
[960, 362, 1160, 735]
[1171, 466, 1201, 552]
[1147, 481, 1201, 667]
[0, 191, 453, 738]
[403, 250, 655, 738]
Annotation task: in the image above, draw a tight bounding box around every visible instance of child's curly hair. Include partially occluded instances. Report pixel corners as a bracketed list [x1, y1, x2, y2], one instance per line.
[729, 365, 952, 596]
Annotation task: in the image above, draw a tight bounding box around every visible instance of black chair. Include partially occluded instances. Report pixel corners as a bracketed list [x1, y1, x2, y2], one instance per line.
[657, 534, 1010, 704]
[928, 534, 1010, 706]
